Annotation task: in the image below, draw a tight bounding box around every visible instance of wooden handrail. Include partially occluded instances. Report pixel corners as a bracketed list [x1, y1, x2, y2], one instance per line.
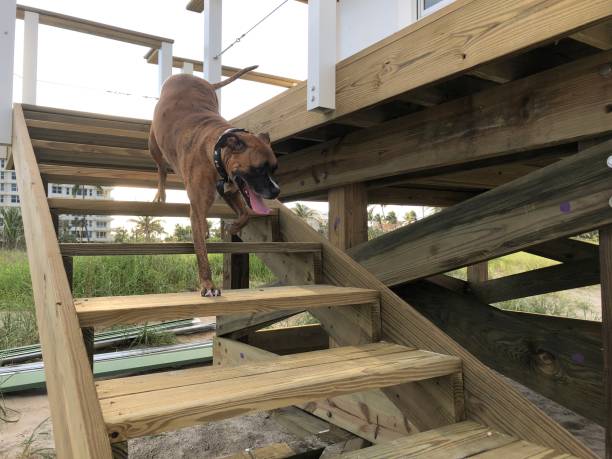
[144, 48, 301, 88]
[16, 4, 174, 48]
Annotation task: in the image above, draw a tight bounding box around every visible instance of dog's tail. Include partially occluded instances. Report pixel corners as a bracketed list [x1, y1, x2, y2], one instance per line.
[212, 65, 259, 90]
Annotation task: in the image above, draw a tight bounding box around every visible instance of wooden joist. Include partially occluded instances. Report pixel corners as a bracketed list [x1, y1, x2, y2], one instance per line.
[337, 421, 577, 459]
[232, 0, 612, 142]
[349, 139, 612, 287]
[60, 242, 321, 257]
[75, 285, 379, 328]
[97, 342, 461, 442]
[16, 4, 173, 48]
[395, 279, 604, 425]
[47, 198, 279, 219]
[525, 238, 599, 263]
[571, 20, 612, 50]
[273, 49, 611, 199]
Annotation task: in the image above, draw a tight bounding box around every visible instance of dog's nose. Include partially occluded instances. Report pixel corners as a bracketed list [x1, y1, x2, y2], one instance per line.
[266, 176, 281, 199]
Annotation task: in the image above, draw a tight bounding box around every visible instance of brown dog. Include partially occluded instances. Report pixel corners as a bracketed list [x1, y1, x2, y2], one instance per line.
[149, 68, 280, 297]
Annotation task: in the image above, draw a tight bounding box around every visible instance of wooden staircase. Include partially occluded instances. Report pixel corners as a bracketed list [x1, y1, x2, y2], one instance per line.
[8, 104, 593, 458]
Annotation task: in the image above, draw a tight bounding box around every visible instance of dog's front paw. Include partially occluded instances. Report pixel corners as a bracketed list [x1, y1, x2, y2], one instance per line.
[201, 288, 222, 297]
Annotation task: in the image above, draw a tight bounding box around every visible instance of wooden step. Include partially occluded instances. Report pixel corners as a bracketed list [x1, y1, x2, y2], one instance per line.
[96, 342, 461, 442]
[75, 284, 379, 328]
[60, 242, 321, 256]
[47, 198, 278, 218]
[337, 421, 579, 459]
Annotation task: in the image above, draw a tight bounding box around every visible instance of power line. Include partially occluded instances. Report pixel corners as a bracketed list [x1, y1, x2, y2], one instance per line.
[215, 0, 289, 59]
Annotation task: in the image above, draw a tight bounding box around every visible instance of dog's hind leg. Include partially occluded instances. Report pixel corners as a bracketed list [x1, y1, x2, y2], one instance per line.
[186, 178, 221, 297]
[149, 129, 168, 203]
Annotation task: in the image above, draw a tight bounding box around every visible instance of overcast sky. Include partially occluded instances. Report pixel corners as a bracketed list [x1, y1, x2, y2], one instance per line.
[12, 1, 424, 235]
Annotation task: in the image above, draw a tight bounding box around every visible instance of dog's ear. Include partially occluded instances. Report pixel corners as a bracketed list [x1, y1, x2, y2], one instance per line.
[220, 134, 245, 151]
[258, 132, 271, 145]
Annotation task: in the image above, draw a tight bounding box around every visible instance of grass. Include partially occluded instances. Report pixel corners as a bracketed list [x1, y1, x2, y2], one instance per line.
[0, 250, 276, 350]
[16, 418, 56, 459]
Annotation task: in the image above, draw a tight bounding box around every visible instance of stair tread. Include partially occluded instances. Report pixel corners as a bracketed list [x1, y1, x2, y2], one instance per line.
[47, 197, 278, 218]
[60, 241, 321, 256]
[337, 421, 579, 459]
[75, 284, 379, 328]
[97, 342, 461, 442]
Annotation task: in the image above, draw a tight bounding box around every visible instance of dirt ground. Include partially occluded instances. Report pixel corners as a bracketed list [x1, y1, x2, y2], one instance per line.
[0, 378, 605, 459]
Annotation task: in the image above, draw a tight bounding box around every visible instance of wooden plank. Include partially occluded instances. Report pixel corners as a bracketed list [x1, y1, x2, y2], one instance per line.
[571, 21, 612, 50]
[33, 140, 155, 170]
[395, 279, 605, 425]
[16, 4, 173, 48]
[75, 285, 380, 328]
[60, 242, 321, 257]
[11, 104, 112, 458]
[600, 225, 612, 459]
[232, 0, 612, 142]
[471, 440, 577, 459]
[349, 139, 612, 287]
[145, 49, 301, 89]
[47, 198, 279, 218]
[23, 104, 151, 128]
[467, 262, 488, 284]
[470, 258, 600, 304]
[214, 337, 430, 444]
[216, 309, 304, 339]
[328, 184, 368, 251]
[272, 50, 612, 199]
[275, 205, 596, 456]
[338, 421, 517, 459]
[247, 325, 328, 355]
[525, 238, 599, 263]
[367, 187, 478, 206]
[99, 343, 460, 442]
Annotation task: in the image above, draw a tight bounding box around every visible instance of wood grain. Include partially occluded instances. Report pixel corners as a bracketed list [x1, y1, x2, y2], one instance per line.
[600, 226, 612, 459]
[99, 343, 460, 441]
[75, 285, 379, 328]
[11, 105, 112, 458]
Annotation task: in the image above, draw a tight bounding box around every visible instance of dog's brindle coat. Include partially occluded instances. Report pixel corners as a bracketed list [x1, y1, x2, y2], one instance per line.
[149, 68, 279, 297]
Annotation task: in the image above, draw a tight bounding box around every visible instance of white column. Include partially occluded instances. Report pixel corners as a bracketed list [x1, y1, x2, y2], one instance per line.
[22, 11, 39, 105]
[0, 0, 16, 145]
[158, 41, 173, 95]
[308, 0, 336, 112]
[204, 0, 222, 86]
[182, 61, 194, 75]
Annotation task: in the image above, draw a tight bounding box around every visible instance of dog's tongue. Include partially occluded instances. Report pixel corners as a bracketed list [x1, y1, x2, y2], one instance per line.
[247, 184, 271, 215]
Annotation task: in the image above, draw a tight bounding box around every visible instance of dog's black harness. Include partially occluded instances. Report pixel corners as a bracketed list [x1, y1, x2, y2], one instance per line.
[213, 127, 249, 197]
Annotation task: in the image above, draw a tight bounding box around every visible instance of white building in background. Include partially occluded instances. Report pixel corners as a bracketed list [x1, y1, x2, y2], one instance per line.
[0, 146, 113, 242]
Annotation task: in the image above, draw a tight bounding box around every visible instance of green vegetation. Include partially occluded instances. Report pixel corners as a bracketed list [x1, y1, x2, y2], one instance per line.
[0, 249, 276, 350]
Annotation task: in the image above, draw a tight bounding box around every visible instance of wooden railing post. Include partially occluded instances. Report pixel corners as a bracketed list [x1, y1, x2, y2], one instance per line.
[22, 10, 39, 104]
[307, 0, 336, 112]
[182, 61, 194, 75]
[601, 225, 612, 459]
[157, 41, 173, 94]
[0, 0, 16, 145]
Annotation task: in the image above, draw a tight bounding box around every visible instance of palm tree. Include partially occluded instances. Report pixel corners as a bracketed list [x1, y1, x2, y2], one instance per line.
[292, 203, 319, 221]
[404, 210, 417, 224]
[112, 227, 130, 243]
[71, 184, 104, 242]
[0, 207, 24, 249]
[384, 211, 398, 225]
[130, 216, 165, 242]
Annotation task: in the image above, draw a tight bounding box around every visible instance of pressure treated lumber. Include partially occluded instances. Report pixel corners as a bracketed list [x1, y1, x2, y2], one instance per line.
[275, 205, 596, 457]
[525, 238, 599, 263]
[47, 198, 278, 218]
[11, 105, 112, 458]
[232, 0, 612, 142]
[471, 441, 579, 459]
[394, 279, 604, 425]
[98, 342, 461, 442]
[600, 226, 612, 458]
[338, 421, 515, 459]
[75, 285, 379, 328]
[470, 258, 600, 304]
[60, 242, 321, 257]
[272, 50, 612, 199]
[349, 139, 612, 287]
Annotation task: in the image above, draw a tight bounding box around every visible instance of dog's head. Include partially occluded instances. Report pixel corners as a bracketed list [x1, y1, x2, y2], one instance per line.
[219, 131, 280, 215]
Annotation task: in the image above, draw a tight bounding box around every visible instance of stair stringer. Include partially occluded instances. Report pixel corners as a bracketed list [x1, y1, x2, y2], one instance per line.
[270, 202, 596, 458]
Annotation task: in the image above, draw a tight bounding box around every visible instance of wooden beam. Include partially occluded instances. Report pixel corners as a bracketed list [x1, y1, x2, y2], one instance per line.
[246, 324, 328, 355]
[467, 262, 488, 284]
[75, 285, 379, 328]
[328, 184, 368, 251]
[16, 4, 173, 48]
[232, 0, 612, 142]
[571, 20, 612, 50]
[11, 104, 112, 458]
[273, 50, 612, 199]
[470, 258, 600, 304]
[349, 140, 612, 287]
[275, 204, 596, 457]
[144, 48, 301, 88]
[600, 225, 612, 458]
[525, 238, 599, 263]
[394, 279, 604, 426]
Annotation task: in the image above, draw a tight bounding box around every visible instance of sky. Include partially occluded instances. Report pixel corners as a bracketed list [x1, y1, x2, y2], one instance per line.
[11, 0, 427, 236]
